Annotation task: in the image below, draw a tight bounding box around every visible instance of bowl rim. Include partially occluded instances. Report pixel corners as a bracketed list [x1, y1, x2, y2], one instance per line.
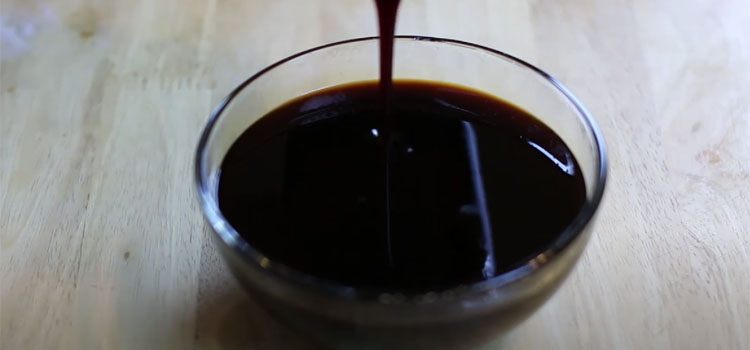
[195, 35, 608, 303]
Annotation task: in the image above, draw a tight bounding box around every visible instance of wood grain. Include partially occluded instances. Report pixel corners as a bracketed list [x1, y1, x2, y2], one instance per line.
[2, 0, 749, 349]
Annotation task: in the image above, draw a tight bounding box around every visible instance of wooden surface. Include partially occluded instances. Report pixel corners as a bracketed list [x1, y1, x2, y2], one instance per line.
[2, 0, 749, 349]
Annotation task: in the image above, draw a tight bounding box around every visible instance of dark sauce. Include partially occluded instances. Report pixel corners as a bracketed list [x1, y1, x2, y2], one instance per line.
[375, 0, 402, 267]
[218, 81, 586, 293]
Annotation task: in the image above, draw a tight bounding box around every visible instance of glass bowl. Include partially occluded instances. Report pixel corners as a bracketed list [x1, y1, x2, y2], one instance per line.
[195, 36, 607, 349]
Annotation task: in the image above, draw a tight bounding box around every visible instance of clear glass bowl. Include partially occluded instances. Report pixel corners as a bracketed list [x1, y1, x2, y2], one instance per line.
[195, 36, 607, 349]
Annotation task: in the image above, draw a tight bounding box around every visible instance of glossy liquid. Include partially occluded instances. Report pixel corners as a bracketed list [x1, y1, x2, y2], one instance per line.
[375, 0, 402, 267]
[218, 81, 586, 293]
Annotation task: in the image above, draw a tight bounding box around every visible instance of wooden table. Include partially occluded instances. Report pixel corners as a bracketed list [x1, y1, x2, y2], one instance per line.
[2, 0, 749, 348]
